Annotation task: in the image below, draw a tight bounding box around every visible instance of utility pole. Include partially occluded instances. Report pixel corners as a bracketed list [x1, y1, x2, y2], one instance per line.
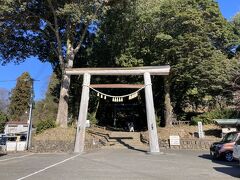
[26, 78, 34, 150]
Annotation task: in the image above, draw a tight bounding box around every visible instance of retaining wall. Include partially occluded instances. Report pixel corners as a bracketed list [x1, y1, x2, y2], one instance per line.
[163, 138, 219, 150]
[141, 133, 219, 150]
[31, 139, 104, 153]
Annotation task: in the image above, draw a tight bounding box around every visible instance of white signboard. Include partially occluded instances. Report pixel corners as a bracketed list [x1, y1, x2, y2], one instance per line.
[198, 122, 204, 138]
[86, 120, 90, 128]
[169, 135, 180, 146]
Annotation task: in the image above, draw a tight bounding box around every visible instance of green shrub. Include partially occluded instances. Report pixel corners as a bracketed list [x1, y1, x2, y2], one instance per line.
[36, 119, 56, 134]
[191, 108, 238, 125]
[156, 114, 161, 126]
[87, 112, 97, 125]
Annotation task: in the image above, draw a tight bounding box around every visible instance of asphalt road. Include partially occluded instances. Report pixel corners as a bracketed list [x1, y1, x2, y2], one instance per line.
[0, 149, 239, 180]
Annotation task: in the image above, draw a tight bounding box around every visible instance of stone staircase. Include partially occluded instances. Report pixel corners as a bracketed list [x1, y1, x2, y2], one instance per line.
[103, 131, 148, 150]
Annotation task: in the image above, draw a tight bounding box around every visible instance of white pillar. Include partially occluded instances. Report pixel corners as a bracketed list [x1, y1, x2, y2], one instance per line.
[144, 72, 160, 153]
[74, 73, 91, 153]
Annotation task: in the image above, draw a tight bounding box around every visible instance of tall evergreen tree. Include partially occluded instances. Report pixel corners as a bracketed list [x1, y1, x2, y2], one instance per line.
[8, 72, 32, 121]
[231, 12, 240, 58]
[233, 13, 240, 35]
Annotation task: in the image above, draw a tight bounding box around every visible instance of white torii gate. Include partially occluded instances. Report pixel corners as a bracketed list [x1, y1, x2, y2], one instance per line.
[65, 66, 170, 153]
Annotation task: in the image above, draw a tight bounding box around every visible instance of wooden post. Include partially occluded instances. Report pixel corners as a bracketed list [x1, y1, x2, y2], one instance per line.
[144, 72, 160, 153]
[74, 73, 91, 153]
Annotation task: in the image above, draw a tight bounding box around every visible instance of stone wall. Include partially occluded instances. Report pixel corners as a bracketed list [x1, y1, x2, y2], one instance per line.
[30, 126, 109, 153]
[179, 138, 218, 150]
[31, 140, 75, 153]
[31, 138, 104, 153]
[141, 132, 219, 150]
[31, 130, 220, 152]
[166, 138, 219, 150]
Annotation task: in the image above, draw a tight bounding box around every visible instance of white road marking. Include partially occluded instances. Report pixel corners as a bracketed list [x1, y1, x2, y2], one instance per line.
[0, 153, 34, 162]
[17, 153, 81, 180]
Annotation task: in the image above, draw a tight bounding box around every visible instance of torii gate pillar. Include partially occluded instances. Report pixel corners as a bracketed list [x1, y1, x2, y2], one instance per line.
[144, 72, 160, 153]
[74, 73, 91, 153]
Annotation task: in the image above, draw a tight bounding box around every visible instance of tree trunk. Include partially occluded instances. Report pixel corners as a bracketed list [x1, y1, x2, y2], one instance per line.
[56, 74, 71, 127]
[92, 100, 99, 118]
[56, 38, 75, 127]
[164, 77, 173, 127]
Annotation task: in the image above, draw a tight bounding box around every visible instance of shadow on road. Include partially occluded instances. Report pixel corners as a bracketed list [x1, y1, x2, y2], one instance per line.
[213, 167, 240, 178]
[199, 154, 240, 178]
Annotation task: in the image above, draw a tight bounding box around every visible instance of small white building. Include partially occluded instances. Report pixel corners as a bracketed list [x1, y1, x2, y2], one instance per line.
[4, 121, 28, 151]
[4, 121, 28, 135]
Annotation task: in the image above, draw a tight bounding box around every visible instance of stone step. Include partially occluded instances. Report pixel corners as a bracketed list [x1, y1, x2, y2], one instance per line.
[109, 142, 146, 146]
[108, 139, 145, 143]
[108, 139, 142, 143]
[108, 141, 143, 145]
[103, 144, 148, 150]
[108, 137, 140, 140]
[109, 132, 140, 138]
[100, 131, 149, 150]
[111, 144, 147, 148]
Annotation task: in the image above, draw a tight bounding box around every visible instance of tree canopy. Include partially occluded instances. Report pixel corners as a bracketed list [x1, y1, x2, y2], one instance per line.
[0, 0, 111, 69]
[86, 0, 240, 118]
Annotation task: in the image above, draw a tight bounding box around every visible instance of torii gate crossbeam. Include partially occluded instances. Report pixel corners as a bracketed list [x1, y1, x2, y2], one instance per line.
[65, 66, 170, 154]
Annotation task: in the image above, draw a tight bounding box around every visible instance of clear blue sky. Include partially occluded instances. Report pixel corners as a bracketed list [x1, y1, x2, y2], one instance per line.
[0, 0, 239, 100]
[217, 0, 240, 20]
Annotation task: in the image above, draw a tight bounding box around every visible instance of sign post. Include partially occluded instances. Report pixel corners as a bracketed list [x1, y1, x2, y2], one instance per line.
[198, 122, 204, 138]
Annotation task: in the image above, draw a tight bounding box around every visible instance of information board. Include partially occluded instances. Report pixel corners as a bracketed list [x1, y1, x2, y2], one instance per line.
[169, 135, 180, 146]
